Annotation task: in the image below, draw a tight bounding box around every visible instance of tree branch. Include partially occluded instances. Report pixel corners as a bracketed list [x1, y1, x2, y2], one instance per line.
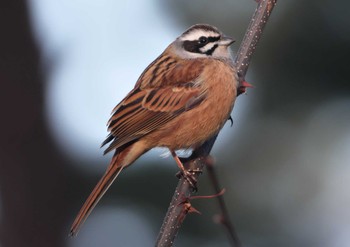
[235, 0, 278, 77]
[155, 1, 278, 246]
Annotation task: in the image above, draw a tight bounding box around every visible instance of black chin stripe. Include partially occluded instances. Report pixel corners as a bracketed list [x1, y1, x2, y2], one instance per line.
[205, 44, 218, 55]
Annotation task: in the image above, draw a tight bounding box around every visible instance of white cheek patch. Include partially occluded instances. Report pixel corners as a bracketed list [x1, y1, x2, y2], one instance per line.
[199, 43, 215, 53]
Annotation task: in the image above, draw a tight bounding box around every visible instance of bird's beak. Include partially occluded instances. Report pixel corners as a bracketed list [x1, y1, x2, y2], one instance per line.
[219, 36, 235, 46]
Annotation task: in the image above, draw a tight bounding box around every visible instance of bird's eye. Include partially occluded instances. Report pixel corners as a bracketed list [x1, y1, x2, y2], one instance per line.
[199, 36, 208, 44]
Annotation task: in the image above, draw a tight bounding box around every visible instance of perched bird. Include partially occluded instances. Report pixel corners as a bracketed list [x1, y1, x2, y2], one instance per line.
[70, 24, 239, 236]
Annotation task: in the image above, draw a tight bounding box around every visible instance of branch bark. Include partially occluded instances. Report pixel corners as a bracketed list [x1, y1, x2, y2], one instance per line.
[155, 1, 278, 246]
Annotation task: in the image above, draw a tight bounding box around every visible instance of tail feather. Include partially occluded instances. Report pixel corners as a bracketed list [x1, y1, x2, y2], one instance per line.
[69, 157, 125, 236]
[70, 140, 148, 236]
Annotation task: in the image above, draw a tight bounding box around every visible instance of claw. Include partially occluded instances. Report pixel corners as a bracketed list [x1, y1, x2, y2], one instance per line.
[175, 170, 198, 191]
[171, 150, 200, 191]
[183, 170, 198, 191]
[228, 115, 233, 127]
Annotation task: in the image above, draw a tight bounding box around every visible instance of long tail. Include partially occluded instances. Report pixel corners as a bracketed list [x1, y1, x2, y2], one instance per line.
[69, 142, 146, 236]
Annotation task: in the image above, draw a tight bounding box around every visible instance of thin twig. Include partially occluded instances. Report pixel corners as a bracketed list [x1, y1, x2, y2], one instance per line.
[155, 1, 278, 246]
[206, 160, 241, 247]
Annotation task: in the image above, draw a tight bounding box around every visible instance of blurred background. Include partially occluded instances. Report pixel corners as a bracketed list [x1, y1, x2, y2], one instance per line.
[0, 0, 349, 246]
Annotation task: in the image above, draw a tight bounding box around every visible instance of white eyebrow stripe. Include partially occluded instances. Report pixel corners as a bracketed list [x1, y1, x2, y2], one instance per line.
[180, 30, 219, 41]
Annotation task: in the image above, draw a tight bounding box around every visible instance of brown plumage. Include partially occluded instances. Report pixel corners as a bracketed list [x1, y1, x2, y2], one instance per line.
[70, 24, 238, 236]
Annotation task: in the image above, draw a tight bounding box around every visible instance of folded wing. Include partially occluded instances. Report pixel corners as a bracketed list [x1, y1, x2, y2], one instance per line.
[102, 58, 209, 154]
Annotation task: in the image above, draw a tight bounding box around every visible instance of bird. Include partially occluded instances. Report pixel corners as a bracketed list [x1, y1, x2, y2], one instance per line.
[70, 23, 240, 236]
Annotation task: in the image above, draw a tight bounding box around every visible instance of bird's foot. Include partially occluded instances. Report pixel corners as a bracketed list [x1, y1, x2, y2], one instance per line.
[176, 168, 202, 191]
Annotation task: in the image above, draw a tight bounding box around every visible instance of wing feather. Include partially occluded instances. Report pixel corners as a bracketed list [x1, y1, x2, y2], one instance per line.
[102, 56, 209, 154]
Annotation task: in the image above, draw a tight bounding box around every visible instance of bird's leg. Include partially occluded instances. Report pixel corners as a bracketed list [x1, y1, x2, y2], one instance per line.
[171, 151, 199, 191]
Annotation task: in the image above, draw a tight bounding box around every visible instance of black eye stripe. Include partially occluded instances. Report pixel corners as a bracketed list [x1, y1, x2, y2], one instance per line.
[183, 36, 221, 54]
[197, 36, 221, 45]
[183, 41, 219, 56]
[207, 36, 220, 43]
[183, 40, 201, 53]
[199, 36, 208, 44]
